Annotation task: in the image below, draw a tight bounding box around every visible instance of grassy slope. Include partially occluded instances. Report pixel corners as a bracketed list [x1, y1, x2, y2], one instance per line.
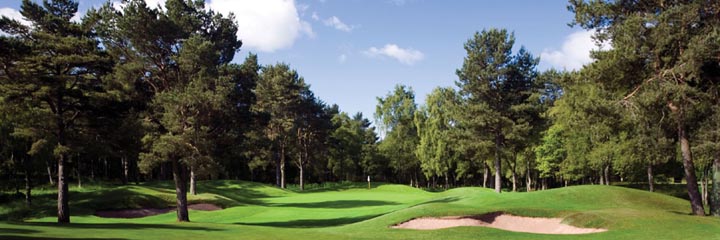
[1, 181, 719, 240]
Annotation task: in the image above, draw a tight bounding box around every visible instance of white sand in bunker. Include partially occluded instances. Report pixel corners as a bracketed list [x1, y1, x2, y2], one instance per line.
[392, 212, 607, 234]
[95, 203, 222, 218]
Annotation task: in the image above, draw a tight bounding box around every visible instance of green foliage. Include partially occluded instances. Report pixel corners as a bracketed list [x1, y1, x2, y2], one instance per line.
[570, 0, 720, 214]
[414, 87, 460, 184]
[534, 124, 565, 178]
[375, 85, 419, 182]
[455, 29, 539, 191]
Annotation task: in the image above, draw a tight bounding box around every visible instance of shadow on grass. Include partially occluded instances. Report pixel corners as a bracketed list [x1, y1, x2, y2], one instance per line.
[271, 200, 398, 208]
[1, 180, 280, 221]
[236, 214, 381, 228]
[406, 196, 461, 209]
[7, 222, 223, 231]
[0, 227, 39, 234]
[287, 182, 391, 193]
[0, 235, 126, 240]
[616, 183, 689, 200]
[1, 188, 173, 221]
[195, 180, 277, 206]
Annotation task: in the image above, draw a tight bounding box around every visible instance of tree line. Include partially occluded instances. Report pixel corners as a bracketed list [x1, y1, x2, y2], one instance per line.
[1, 0, 719, 223]
[0, 0, 384, 223]
[359, 0, 720, 218]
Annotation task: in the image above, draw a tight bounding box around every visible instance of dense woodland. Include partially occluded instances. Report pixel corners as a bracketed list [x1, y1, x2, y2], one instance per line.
[1, 0, 719, 223]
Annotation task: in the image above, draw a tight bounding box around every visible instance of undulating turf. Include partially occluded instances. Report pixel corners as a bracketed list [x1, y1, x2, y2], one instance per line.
[1, 180, 719, 239]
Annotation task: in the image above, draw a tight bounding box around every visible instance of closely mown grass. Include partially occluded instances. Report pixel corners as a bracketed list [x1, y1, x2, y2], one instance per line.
[1, 180, 719, 240]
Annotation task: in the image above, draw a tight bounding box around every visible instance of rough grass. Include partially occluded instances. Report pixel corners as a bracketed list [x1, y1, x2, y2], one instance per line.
[0, 181, 719, 240]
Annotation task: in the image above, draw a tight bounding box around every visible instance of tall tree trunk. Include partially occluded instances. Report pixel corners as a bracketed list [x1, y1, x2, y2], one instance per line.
[172, 157, 189, 222]
[510, 154, 517, 192]
[604, 164, 610, 186]
[275, 151, 280, 187]
[190, 167, 197, 195]
[677, 117, 706, 216]
[444, 174, 449, 190]
[702, 168, 709, 207]
[76, 155, 82, 189]
[511, 168, 517, 192]
[280, 144, 286, 189]
[710, 153, 720, 216]
[541, 178, 547, 190]
[121, 157, 129, 185]
[24, 157, 32, 206]
[494, 134, 502, 193]
[599, 169, 605, 185]
[482, 162, 489, 188]
[299, 164, 304, 191]
[57, 116, 70, 223]
[414, 171, 419, 188]
[526, 161, 532, 192]
[648, 162, 654, 192]
[57, 153, 69, 223]
[46, 159, 54, 185]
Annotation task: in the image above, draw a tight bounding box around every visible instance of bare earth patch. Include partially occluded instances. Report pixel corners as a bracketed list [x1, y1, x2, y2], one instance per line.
[95, 203, 223, 218]
[392, 212, 607, 234]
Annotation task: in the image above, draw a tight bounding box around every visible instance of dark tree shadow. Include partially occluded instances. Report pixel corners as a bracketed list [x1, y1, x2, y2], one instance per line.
[403, 196, 461, 210]
[0, 228, 39, 234]
[0, 235, 126, 240]
[271, 200, 398, 208]
[5, 222, 223, 231]
[470, 211, 505, 223]
[194, 180, 276, 205]
[290, 182, 391, 193]
[236, 214, 382, 228]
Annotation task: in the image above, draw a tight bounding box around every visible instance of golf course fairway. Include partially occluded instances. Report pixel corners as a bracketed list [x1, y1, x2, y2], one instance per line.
[1, 180, 719, 239]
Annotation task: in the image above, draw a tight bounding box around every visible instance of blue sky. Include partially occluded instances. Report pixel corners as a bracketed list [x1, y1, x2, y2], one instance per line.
[0, 0, 600, 123]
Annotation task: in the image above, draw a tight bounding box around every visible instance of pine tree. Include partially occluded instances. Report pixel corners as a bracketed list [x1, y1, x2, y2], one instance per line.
[570, 0, 720, 215]
[91, 0, 241, 221]
[253, 64, 306, 189]
[0, 0, 111, 223]
[455, 29, 537, 193]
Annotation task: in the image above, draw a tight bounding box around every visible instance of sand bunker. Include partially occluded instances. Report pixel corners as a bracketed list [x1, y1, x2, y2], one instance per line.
[392, 212, 607, 234]
[95, 203, 222, 218]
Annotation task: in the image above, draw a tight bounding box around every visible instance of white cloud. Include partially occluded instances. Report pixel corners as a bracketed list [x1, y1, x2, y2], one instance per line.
[1, 7, 82, 29]
[209, 0, 314, 52]
[112, 0, 165, 11]
[323, 16, 353, 32]
[338, 54, 347, 63]
[145, 0, 166, 9]
[0, 8, 31, 36]
[1, 8, 31, 26]
[363, 44, 424, 65]
[311, 12, 319, 21]
[71, 11, 83, 23]
[540, 30, 610, 71]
